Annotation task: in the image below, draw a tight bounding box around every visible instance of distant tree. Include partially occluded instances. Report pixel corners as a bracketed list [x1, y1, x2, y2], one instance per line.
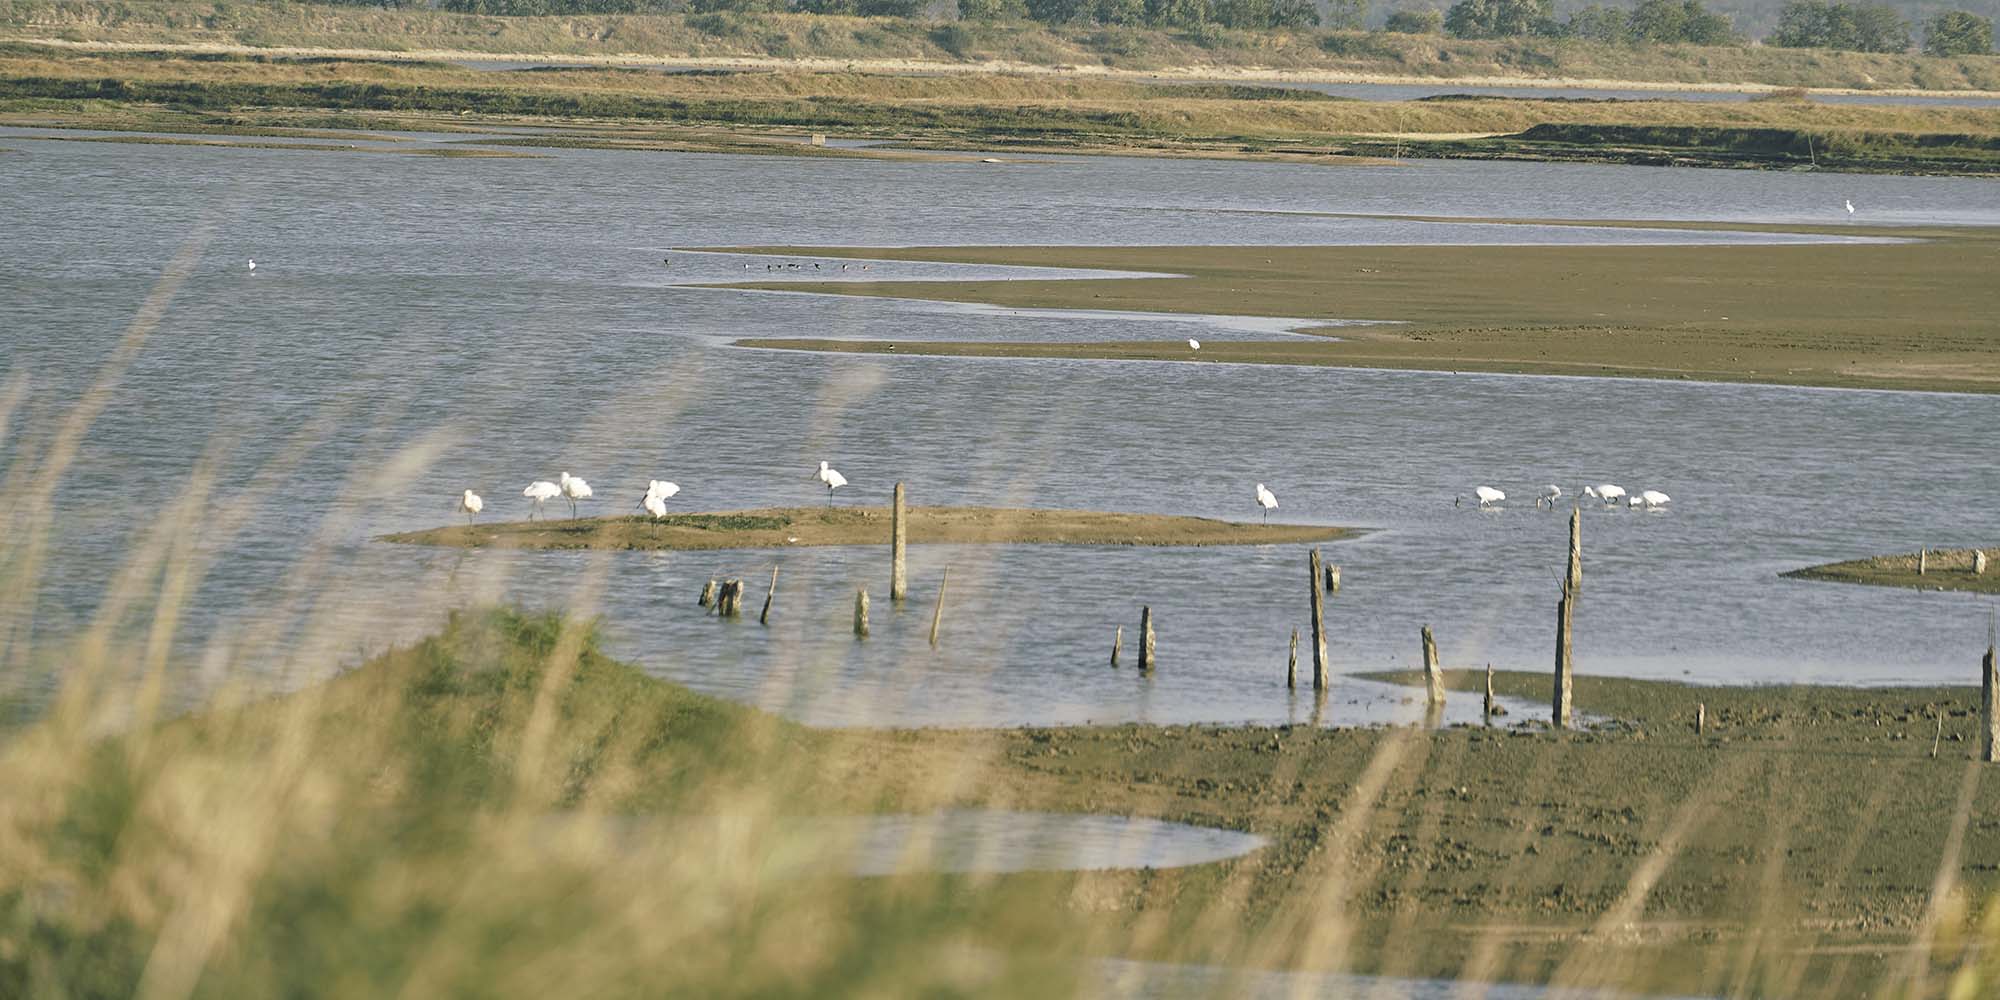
[1093, 0, 1147, 21]
[1025, 0, 1089, 21]
[1924, 10, 1994, 54]
[1771, 0, 1910, 52]
[959, 0, 1029, 19]
[1384, 7, 1444, 32]
[1443, 0, 1552, 38]
[1145, 0, 1212, 27]
[856, 0, 927, 13]
[1563, 3, 1629, 42]
[1627, 0, 1734, 43]
[1316, 0, 1365, 30]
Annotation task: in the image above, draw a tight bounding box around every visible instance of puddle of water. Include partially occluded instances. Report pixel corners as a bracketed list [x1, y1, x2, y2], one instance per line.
[1096, 957, 1715, 999]
[548, 810, 1268, 876]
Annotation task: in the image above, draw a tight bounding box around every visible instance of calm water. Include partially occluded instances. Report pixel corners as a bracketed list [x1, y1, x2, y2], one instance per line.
[4, 132, 2000, 727]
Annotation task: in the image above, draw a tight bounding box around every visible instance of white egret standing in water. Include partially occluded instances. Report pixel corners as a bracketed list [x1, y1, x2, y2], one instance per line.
[1188, 338, 1201, 350]
[459, 490, 483, 524]
[523, 480, 560, 519]
[558, 472, 593, 518]
[1845, 199, 1855, 216]
[247, 259, 257, 271]
[1254, 483, 1278, 523]
[816, 461, 847, 505]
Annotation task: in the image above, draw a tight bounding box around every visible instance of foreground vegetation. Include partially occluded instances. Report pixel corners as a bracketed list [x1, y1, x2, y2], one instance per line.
[5, 0, 2000, 92]
[384, 506, 1354, 550]
[725, 226, 2000, 393]
[5, 45, 2000, 173]
[7, 604, 2000, 996]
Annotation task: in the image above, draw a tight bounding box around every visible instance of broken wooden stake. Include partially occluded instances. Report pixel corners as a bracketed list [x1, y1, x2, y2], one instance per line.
[1983, 640, 1998, 763]
[1421, 624, 1444, 707]
[759, 567, 778, 625]
[1919, 547, 1929, 575]
[1308, 547, 1330, 691]
[853, 587, 869, 638]
[1111, 625, 1123, 668]
[1484, 663, 1495, 724]
[1697, 703, 1706, 737]
[1287, 628, 1299, 690]
[1139, 606, 1156, 673]
[715, 579, 744, 617]
[928, 567, 948, 647]
[1554, 507, 1579, 730]
[698, 578, 717, 608]
[1932, 713, 1943, 759]
[1324, 564, 1341, 594]
[890, 481, 908, 602]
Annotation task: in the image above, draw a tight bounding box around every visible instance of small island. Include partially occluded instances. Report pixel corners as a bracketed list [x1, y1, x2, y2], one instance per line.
[1782, 547, 2000, 594]
[383, 505, 1355, 551]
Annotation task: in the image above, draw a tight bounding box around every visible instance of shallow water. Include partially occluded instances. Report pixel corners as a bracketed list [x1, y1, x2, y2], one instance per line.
[1096, 957, 1713, 999]
[4, 133, 2000, 726]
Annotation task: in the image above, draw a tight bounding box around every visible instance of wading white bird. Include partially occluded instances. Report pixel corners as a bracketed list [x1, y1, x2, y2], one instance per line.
[459, 489, 483, 524]
[1254, 483, 1278, 523]
[523, 480, 560, 519]
[558, 472, 593, 518]
[247, 259, 257, 271]
[646, 479, 681, 502]
[816, 461, 847, 505]
[640, 493, 668, 519]
[1845, 198, 1855, 216]
[1584, 484, 1626, 505]
[1537, 484, 1563, 509]
[1458, 486, 1505, 507]
[1638, 489, 1671, 508]
[1188, 338, 1201, 351]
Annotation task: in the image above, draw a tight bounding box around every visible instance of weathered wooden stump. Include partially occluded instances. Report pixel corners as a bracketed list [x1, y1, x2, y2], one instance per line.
[928, 567, 949, 648]
[1287, 628, 1299, 690]
[853, 587, 870, 639]
[1324, 564, 1341, 594]
[698, 578, 718, 608]
[890, 482, 908, 602]
[759, 567, 778, 625]
[1421, 624, 1444, 707]
[1697, 702, 1706, 737]
[1983, 641, 1998, 763]
[1308, 548, 1330, 691]
[1932, 713, 1943, 759]
[1554, 507, 1580, 730]
[716, 579, 744, 617]
[1484, 663, 1495, 723]
[1111, 625, 1124, 668]
[1919, 547, 1929, 575]
[1139, 606, 1156, 673]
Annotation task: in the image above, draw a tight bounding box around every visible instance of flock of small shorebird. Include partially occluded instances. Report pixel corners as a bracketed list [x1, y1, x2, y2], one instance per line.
[447, 465, 1662, 529]
[452, 462, 851, 524]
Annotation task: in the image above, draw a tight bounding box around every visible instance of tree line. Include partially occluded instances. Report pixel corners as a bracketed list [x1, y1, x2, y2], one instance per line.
[305, 0, 1995, 53]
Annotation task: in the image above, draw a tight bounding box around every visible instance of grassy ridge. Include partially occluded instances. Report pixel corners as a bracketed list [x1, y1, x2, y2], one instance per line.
[7, 0, 2000, 92]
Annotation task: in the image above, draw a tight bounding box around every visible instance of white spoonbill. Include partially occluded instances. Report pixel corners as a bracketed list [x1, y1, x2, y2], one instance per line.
[1457, 486, 1505, 507]
[1844, 199, 1855, 216]
[646, 479, 681, 501]
[247, 259, 257, 271]
[1537, 484, 1562, 509]
[640, 493, 668, 519]
[816, 461, 847, 505]
[1188, 338, 1201, 351]
[558, 472, 593, 518]
[1254, 483, 1278, 523]
[1586, 484, 1626, 505]
[458, 489, 483, 524]
[523, 480, 560, 519]
[1638, 489, 1671, 508]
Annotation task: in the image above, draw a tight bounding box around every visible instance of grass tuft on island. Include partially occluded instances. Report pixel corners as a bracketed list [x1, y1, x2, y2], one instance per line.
[1783, 546, 2000, 594]
[383, 505, 1354, 551]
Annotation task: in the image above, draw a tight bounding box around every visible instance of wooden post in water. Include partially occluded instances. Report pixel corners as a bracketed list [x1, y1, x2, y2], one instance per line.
[759, 567, 778, 625]
[890, 482, 908, 603]
[1139, 607, 1156, 674]
[1982, 640, 1998, 763]
[1920, 548, 1929, 575]
[1483, 663, 1495, 724]
[1111, 626, 1123, 668]
[1324, 564, 1341, 594]
[1308, 548, 1330, 691]
[1697, 703, 1706, 737]
[698, 578, 717, 608]
[853, 587, 870, 639]
[1554, 507, 1580, 730]
[928, 568, 948, 647]
[1287, 629, 1299, 690]
[716, 579, 744, 617]
[1421, 625, 1444, 707]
